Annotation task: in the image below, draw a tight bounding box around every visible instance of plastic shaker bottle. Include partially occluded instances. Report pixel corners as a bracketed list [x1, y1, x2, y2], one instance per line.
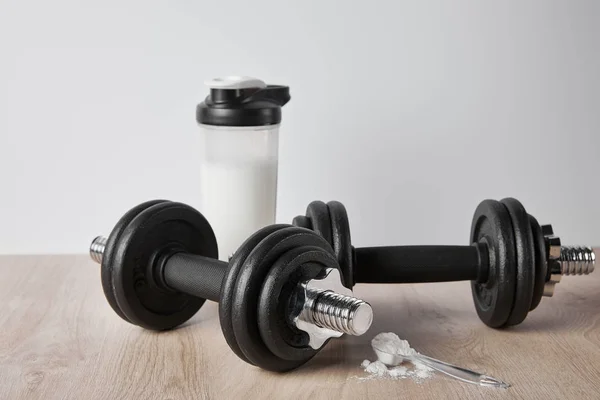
[196, 76, 290, 260]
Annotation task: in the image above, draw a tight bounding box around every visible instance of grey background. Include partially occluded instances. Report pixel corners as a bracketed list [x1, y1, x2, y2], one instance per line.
[1, 0, 598, 254]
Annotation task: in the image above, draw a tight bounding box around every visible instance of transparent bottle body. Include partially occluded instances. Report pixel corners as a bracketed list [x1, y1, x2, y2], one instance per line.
[199, 124, 279, 261]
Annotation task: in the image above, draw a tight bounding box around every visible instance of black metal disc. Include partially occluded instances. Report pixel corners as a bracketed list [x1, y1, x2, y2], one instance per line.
[470, 200, 517, 328]
[219, 224, 286, 364]
[109, 201, 218, 330]
[292, 215, 312, 230]
[528, 215, 547, 311]
[327, 201, 355, 288]
[101, 200, 168, 323]
[293, 201, 354, 289]
[258, 238, 338, 362]
[232, 226, 334, 372]
[500, 198, 535, 326]
[220, 225, 337, 372]
[305, 201, 333, 246]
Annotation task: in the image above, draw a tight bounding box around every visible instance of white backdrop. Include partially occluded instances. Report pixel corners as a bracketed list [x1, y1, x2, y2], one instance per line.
[1, 0, 599, 254]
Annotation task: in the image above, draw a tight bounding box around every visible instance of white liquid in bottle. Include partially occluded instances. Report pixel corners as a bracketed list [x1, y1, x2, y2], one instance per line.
[200, 160, 278, 260]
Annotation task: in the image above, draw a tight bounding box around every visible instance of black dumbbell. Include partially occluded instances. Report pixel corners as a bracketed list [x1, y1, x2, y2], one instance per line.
[293, 198, 595, 328]
[89, 200, 373, 372]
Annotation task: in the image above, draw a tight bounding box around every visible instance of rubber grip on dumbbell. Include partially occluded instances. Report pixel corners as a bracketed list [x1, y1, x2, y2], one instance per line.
[354, 245, 483, 283]
[163, 253, 227, 302]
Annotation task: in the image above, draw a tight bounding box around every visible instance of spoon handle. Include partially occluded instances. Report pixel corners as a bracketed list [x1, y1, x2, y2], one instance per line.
[409, 354, 510, 389]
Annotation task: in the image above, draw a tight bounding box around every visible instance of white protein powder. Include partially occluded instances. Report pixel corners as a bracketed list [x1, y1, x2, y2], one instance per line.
[365, 360, 388, 376]
[200, 161, 278, 261]
[358, 332, 434, 383]
[388, 366, 408, 378]
[414, 362, 434, 379]
[371, 332, 417, 357]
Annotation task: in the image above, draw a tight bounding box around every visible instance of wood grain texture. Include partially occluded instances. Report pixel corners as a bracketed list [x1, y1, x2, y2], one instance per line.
[1, 254, 599, 399]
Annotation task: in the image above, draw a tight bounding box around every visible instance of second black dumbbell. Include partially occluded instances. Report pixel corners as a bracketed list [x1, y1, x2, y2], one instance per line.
[293, 198, 595, 328]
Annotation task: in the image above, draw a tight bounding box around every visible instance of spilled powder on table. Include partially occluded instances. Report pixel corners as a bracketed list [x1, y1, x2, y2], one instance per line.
[353, 332, 434, 383]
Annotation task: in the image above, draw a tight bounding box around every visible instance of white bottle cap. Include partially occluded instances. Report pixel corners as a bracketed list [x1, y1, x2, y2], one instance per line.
[204, 76, 267, 90]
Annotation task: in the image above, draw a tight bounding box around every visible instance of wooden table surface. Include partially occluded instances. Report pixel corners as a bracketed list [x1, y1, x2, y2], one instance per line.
[1, 255, 599, 399]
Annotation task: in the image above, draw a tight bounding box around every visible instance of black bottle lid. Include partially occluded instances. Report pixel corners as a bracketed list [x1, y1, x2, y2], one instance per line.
[196, 76, 291, 127]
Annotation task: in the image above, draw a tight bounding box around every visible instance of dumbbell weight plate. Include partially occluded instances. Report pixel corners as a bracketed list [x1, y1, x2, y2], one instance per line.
[470, 200, 517, 328]
[108, 201, 218, 330]
[327, 201, 355, 288]
[294, 201, 354, 289]
[220, 224, 287, 365]
[221, 225, 337, 372]
[257, 233, 339, 363]
[528, 215, 547, 311]
[101, 199, 169, 323]
[500, 198, 535, 326]
[305, 201, 333, 246]
[291, 215, 311, 230]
